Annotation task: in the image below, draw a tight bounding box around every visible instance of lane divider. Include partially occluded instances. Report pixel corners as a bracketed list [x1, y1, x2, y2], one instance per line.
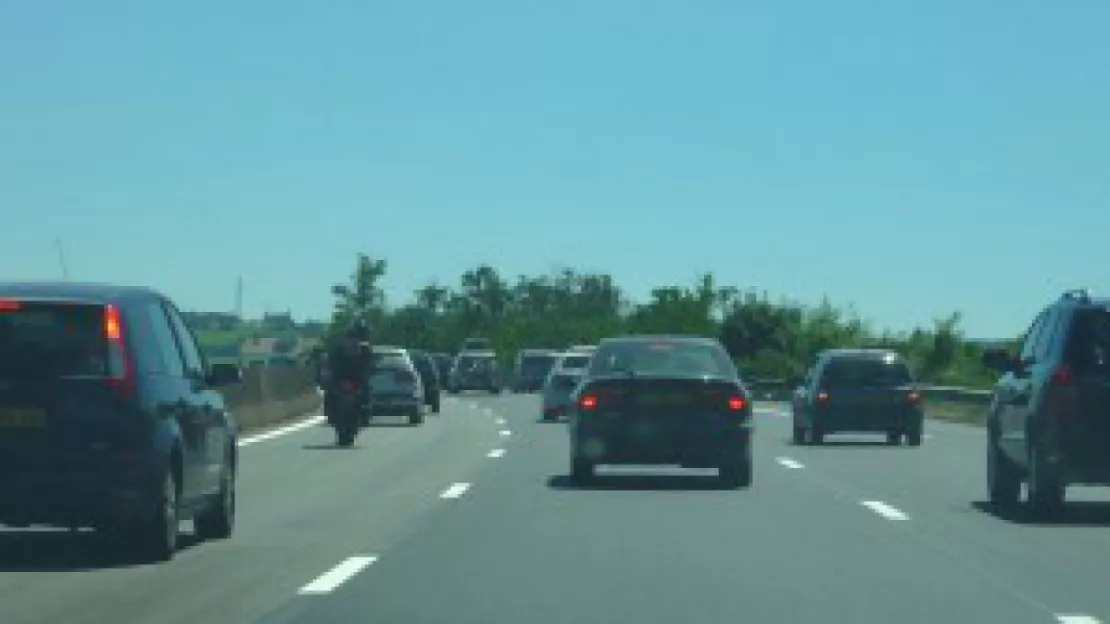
[440, 482, 472, 499]
[1057, 616, 1101, 624]
[499, 429, 512, 437]
[239, 415, 325, 448]
[487, 449, 506, 459]
[861, 500, 910, 521]
[299, 556, 378, 595]
[776, 457, 804, 469]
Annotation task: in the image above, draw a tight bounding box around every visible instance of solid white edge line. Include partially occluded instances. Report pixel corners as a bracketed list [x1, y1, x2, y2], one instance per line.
[238, 415, 326, 447]
[440, 482, 472, 499]
[861, 500, 910, 521]
[1057, 616, 1102, 624]
[487, 449, 506, 458]
[298, 556, 378, 595]
[776, 457, 804, 469]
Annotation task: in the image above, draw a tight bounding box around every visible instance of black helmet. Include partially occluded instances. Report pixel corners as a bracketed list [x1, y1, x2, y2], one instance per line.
[346, 318, 371, 341]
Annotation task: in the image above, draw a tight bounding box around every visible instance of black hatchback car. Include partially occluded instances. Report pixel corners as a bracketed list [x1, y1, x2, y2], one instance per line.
[791, 349, 924, 446]
[0, 282, 241, 561]
[983, 289, 1110, 515]
[567, 335, 753, 488]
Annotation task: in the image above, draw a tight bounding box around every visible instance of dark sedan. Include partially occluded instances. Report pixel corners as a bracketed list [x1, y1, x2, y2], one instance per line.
[567, 335, 753, 488]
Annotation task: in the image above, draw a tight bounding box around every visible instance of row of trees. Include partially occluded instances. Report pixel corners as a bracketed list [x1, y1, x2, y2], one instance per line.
[328, 254, 1006, 388]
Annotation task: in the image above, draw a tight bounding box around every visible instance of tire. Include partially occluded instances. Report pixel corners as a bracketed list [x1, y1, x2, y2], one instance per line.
[570, 457, 595, 485]
[138, 471, 179, 562]
[431, 398, 441, 414]
[195, 460, 235, 541]
[719, 453, 753, 489]
[1027, 441, 1065, 515]
[792, 425, 805, 446]
[987, 426, 1020, 507]
[491, 387, 502, 395]
[336, 424, 356, 447]
[808, 426, 824, 446]
[409, 406, 424, 426]
[906, 429, 922, 447]
[886, 432, 902, 446]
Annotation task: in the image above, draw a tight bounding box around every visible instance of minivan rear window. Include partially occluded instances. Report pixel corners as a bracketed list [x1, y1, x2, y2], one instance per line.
[0, 302, 108, 379]
[823, 356, 912, 387]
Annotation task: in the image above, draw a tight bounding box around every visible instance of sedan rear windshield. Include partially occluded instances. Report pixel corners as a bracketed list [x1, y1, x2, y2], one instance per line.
[521, 355, 556, 375]
[458, 356, 494, 370]
[823, 357, 912, 387]
[0, 302, 109, 379]
[588, 341, 736, 378]
[373, 352, 409, 370]
[559, 355, 592, 369]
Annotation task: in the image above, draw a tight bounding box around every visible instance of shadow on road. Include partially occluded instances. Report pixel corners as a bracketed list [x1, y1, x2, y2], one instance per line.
[796, 439, 899, 449]
[547, 474, 729, 492]
[0, 529, 202, 572]
[535, 419, 565, 425]
[301, 443, 364, 450]
[972, 500, 1110, 527]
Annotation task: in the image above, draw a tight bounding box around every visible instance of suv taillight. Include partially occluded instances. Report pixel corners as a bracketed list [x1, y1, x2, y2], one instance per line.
[104, 304, 136, 399]
[579, 394, 597, 411]
[728, 396, 746, 411]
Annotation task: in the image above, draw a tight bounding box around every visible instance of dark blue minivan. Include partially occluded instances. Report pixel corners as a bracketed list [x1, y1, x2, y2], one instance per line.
[0, 282, 241, 561]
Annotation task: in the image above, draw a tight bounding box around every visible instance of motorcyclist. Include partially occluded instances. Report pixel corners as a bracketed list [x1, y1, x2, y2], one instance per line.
[325, 319, 375, 427]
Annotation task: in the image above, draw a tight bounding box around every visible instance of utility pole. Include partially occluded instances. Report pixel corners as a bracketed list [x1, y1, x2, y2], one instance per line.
[235, 276, 244, 320]
[54, 237, 70, 279]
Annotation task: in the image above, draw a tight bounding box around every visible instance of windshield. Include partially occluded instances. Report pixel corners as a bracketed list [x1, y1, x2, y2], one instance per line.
[559, 355, 591, 370]
[823, 356, 912, 387]
[372, 352, 409, 370]
[589, 341, 735, 377]
[458, 356, 494, 370]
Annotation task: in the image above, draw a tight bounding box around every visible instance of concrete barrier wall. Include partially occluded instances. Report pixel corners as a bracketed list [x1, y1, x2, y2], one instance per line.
[219, 365, 322, 432]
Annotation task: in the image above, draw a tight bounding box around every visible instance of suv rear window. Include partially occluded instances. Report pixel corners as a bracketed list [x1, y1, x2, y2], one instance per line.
[560, 355, 592, 369]
[521, 355, 556, 375]
[1066, 308, 1110, 375]
[823, 356, 912, 387]
[458, 356, 495, 370]
[588, 341, 735, 378]
[373, 352, 409, 370]
[0, 302, 109, 379]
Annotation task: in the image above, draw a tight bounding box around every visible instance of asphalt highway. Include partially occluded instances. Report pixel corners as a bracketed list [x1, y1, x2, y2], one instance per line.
[2, 395, 1109, 624]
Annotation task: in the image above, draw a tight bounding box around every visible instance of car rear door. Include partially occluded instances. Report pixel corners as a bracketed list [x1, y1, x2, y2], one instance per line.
[1061, 308, 1110, 470]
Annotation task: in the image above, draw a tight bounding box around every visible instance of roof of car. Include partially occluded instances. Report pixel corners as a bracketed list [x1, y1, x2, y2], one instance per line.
[0, 281, 161, 303]
[598, 335, 720, 346]
[520, 348, 557, 355]
[458, 350, 496, 357]
[373, 346, 407, 354]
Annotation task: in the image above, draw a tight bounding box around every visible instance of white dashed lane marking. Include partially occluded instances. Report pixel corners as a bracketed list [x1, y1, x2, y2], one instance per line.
[861, 500, 910, 521]
[776, 457, 804, 469]
[299, 556, 378, 595]
[487, 449, 506, 458]
[440, 483, 472, 499]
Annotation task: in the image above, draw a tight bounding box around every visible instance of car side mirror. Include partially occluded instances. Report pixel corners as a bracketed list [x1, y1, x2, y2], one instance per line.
[981, 348, 1016, 373]
[208, 363, 243, 387]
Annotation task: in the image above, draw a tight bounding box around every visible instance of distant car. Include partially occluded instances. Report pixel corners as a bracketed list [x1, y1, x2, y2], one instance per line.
[0, 281, 242, 561]
[540, 351, 595, 421]
[369, 346, 424, 425]
[431, 352, 453, 382]
[407, 349, 442, 413]
[511, 349, 559, 393]
[982, 289, 1110, 515]
[567, 335, 753, 487]
[447, 350, 502, 394]
[791, 349, 923, 446]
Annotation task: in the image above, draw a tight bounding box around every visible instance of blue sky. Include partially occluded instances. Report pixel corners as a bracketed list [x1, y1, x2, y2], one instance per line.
[1, 0, 1107, 338]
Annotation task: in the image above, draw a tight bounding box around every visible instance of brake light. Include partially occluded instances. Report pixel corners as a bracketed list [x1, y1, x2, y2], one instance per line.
[104, 305, 136, 399]
[1051, 365, 1074, 387]
[908, 392, 922, 405]
[728, 396, 746, 411]
[341, 380, 358, 393]
[0, 299, 21, 312]
[817, 391, 830, 404]
[579, 394, 597, 411]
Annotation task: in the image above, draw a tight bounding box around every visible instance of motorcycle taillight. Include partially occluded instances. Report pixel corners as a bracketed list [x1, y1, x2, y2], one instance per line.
[341, 381, 358, 393]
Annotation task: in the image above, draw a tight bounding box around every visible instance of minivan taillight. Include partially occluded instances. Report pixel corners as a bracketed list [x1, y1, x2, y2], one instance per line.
[104, 304, 136, 399]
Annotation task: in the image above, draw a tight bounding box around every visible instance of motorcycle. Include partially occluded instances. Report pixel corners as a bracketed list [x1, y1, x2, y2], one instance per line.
[329, 379, 364, 447]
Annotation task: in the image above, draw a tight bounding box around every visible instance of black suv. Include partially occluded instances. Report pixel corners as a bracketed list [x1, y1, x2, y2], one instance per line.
[0, 282, 241, 561]
[984, 289, 1110, 514]
[447, 351, 502, 394]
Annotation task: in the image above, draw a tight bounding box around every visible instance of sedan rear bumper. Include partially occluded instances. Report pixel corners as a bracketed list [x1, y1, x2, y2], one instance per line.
[572, 422, 752, 465]
[0, 474, 151, 527]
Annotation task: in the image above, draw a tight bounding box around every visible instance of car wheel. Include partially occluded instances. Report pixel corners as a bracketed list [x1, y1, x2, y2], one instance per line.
[719, 453, 753, 489]
[570, 457, 594, 485]
[987, 426, 1020, 507]
[792, 425, 805, 446]
[1027, 441, 1065, 515]
[807, 426, 824, 446]
[139, 471, 179, 562]
[431, 399, 441, 414]
[906, 429, 922, 447]
[195, 460, 235, 541]
[409, 406, 424, 426]
[886, 431, 902, 446]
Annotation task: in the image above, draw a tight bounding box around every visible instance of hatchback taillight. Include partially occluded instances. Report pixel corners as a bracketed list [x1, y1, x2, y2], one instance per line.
[579, 394, 597, 411]
[104, 304, 136, 400]
[728, 396, 746, 411]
